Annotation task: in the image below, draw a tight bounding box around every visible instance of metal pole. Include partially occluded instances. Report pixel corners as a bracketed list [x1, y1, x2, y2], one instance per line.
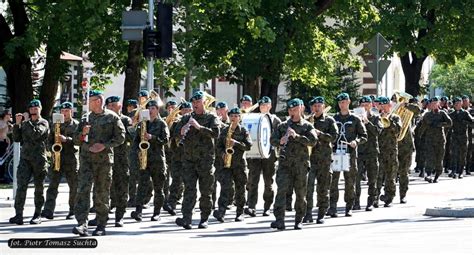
[12, 142, 20, 199]
[147, 0, 155, 91]
[376, 33, 380, 97]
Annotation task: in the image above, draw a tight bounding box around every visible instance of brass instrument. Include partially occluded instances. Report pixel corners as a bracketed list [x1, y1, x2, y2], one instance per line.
[223, 120, 238, 168]
[138, 110, 150, 170]
[51, 113, 64, 171]
[381, 92, 414, 142]
[165, 98, 186, 127]
[133, 90, 163, 125]
[241, 102, 259, 114]
[202, 91, 216, 110]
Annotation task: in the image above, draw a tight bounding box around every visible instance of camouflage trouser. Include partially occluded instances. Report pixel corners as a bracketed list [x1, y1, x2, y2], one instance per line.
[377, 149, 399, 203]
[181, 157, 215, 224]
[110, 155, 129, 216]
[75, 158, 112, 226]
[213, 163, 235, 209]
[444, 132, 451, 170]
[424, 141, 446, 176]
[450, 136, 469, 174]
[398, 149, 412, 199]
[306, 156, 331, 215]
[164, 158, 171, 203]
[44, 160, 78, 214]
[415, 135, 425, 170]
[217, 166, 247, 216]
[128, 151, 152, 206]
[467, 142, 474, 172]
[166, 159, 184, 209]
[329, 153, 357, 212]
[137, 161, 166, 214]
[247, 157, 277, 210]
[273, 160, 309, 222]
[14, 157, 48, 215]
[356, 154, 378, 207]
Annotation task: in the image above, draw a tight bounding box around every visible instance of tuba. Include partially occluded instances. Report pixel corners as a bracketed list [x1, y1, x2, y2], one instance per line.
[138, 109, 150, 170]
[380, 92, 412, 130]
[223, 119, 238, 168]
[394, 92, 414, 141]
[51, 113, 64, 171]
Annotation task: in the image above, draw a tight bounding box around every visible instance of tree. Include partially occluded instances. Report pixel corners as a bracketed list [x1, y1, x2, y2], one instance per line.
[430, 54, 474, 97]
[349, 0, 474, 97]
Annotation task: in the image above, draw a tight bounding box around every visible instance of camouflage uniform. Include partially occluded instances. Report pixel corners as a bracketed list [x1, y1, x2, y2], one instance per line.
[416, 110, 453, 182]
[271, 119, 318, 226]
[133, 116, 169, 218]
[466, 107, 474, 174]
[376, 114, 402, 206]
[397, 104, 421, 202]
[73, 109, 125, 228]
[214, 123, 252, 220]
[12, 118, 50, 217]
[449, 109, 473, 176]
[246, 114, 281, 214]
[442, 108, 453, 173]
[329, 113, 367, 215]
[174, 111, 219, 228]
[109, 114, 133, 221]
[213, 117, 230, 209]
[43, 118, 79, 217]
[356, 114, 382, 210]
[164, 119, 185, 212]
[305, 113, 338, 220]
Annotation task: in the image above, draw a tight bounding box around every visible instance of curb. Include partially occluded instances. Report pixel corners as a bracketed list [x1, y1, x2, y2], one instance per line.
[425, 207, 474, 218]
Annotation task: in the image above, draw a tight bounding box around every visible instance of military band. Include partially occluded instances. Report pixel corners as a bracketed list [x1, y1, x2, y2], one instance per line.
[7, 90, 474, 234]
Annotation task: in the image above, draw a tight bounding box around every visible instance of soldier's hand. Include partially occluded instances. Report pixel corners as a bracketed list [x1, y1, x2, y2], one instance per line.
[15, 113, 23, 124]
[189, 118, 201, 129]
[60, 135, 67, 143]
[82, 125, 90, 135]
[288, 128, 297, 138]
[180, 124, 189, 136]
[280, 136, 288, 145]
[89, 143, 105, 153]
[349, 140, 357, 148]
[145, 133, 152, 140]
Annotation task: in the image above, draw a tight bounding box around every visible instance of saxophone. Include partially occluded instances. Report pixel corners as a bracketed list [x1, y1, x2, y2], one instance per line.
[223, 120, 238, 168]
[138, 119, 150, 170]
[51, 121, 62, 171]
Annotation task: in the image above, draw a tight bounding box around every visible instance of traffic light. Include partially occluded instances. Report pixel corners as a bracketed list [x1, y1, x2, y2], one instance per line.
[156, 3, 173, 58]
[143, 28, 159, 58]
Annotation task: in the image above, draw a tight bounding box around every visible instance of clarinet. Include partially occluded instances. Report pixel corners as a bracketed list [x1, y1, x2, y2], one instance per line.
[279, 124, 291, 160]
[178, 114, 193, 147]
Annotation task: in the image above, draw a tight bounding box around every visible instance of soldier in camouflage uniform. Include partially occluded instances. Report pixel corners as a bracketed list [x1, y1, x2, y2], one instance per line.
[375, 96, 402, 207]
[270, 98, 317, 230]
[131, 100, 169, 222]
[328, 93, 367, 217]
[213, 108, 253, 222]
[440, 96, 452, 174]
[105, 96, 133, 227]
[303, 96, 338, 224]
[163, 102, 193, 215]
[449, 97, 473, 178]
[175, 91, 220, 229]
[245, 96, 282, 217]
[354, 96, 382, 211]
[414, 99, 429, 176]
[42, 102, 79, 220]
[163, 100, 177, 206]
[9, 99, 50, 225]
[72, 90, 125, 237]
[462, 95, 474, 175]
[212, 101, 230, 210]
[397, 99, 421, 204]
[126, 99, 138, 118]
[416, 97, 453, 183]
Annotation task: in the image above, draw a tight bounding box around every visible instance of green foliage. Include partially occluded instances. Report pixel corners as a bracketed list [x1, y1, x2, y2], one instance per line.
[431, 54, 474, 97]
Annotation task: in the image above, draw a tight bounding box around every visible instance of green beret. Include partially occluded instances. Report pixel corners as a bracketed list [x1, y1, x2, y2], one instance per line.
[309, 96, 325, 105]
[215, 101, 228, 109]
[146, 100, 160, 108]
[166, 100, 177, 107]
[191, 91, 204, 101]
[378, 96, 390, 105]
[179, 102, 192, 109]
[89, 90, 103, 97]
[421, 98, 429, 103]
[430, 96, 440, 103]
[28, 99, 42, 108]
[461, 95, 470, 100]
[240, 95, 252, 102]
[61, 102, 73, 109]
[441, 96, 449, 101]
[287, 98, 303, 108]
[139, 90, 149, 97]
[336, 93, 350, 101]
[127, 99, 138, 106]
[359, 96, 372, 104]
[258, 96, 272, 105]
[228, 107, 241, 115]
[105, 96, 121, 105]
[453, 97, 462, 103]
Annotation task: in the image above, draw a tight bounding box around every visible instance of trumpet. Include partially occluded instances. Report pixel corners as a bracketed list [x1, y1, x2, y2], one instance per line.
[51, 113, 64, 171]
[223, 120, 238, 168]
[138, 110, 150, 170]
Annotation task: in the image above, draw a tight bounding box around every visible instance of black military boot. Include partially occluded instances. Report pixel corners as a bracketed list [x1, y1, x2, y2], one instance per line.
[345, 207, 353, 217]
[366, 198, 374, 211]
[302, 211, 313, 223]
[30, 213, 42, 224]
[198, 218, 209, 229]
[294, 220, 303, 230]
[163, 203, 176, 216]
[414, 167, 420, 173]
[131, 205, 143, 222]
[72, 224, 89, 236]
[66, 211, 74, 220]
[235, 214, 244, 222]
[9, 214, 24, 225]
[151, 209, 161, 222]
[115, 211, 124, 227]
[88, 218, 98, 226]
[213, 210, 225, 223]
[316, 209, 326, 224]
[465, 170, 471, 175]
[176, 217, 192, 229]
[262, 207, 271, 216]
[353, 201, 361, 210]
[433, 173, 440, 183]
[92, 225, 106, 236]
[327, 207, 338, 218]
[400, 196, 407, 204]
[41, 210, 54, 220]
[418, 169, 425, 178]
[89, 206, 96, 213]
[244, 207, 257, 217]
[270, 219, 285, 230]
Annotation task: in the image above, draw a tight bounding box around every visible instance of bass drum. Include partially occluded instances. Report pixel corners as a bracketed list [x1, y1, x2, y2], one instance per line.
[241, 113, 272, 159]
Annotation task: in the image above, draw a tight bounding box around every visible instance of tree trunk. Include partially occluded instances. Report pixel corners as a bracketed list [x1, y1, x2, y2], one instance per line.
[400, 52, 427, 97]
[5, 55, 33, 114]
[242, 76, 260, 106]
[260, 78, 279, 114]
[39, 46, 63, 116]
